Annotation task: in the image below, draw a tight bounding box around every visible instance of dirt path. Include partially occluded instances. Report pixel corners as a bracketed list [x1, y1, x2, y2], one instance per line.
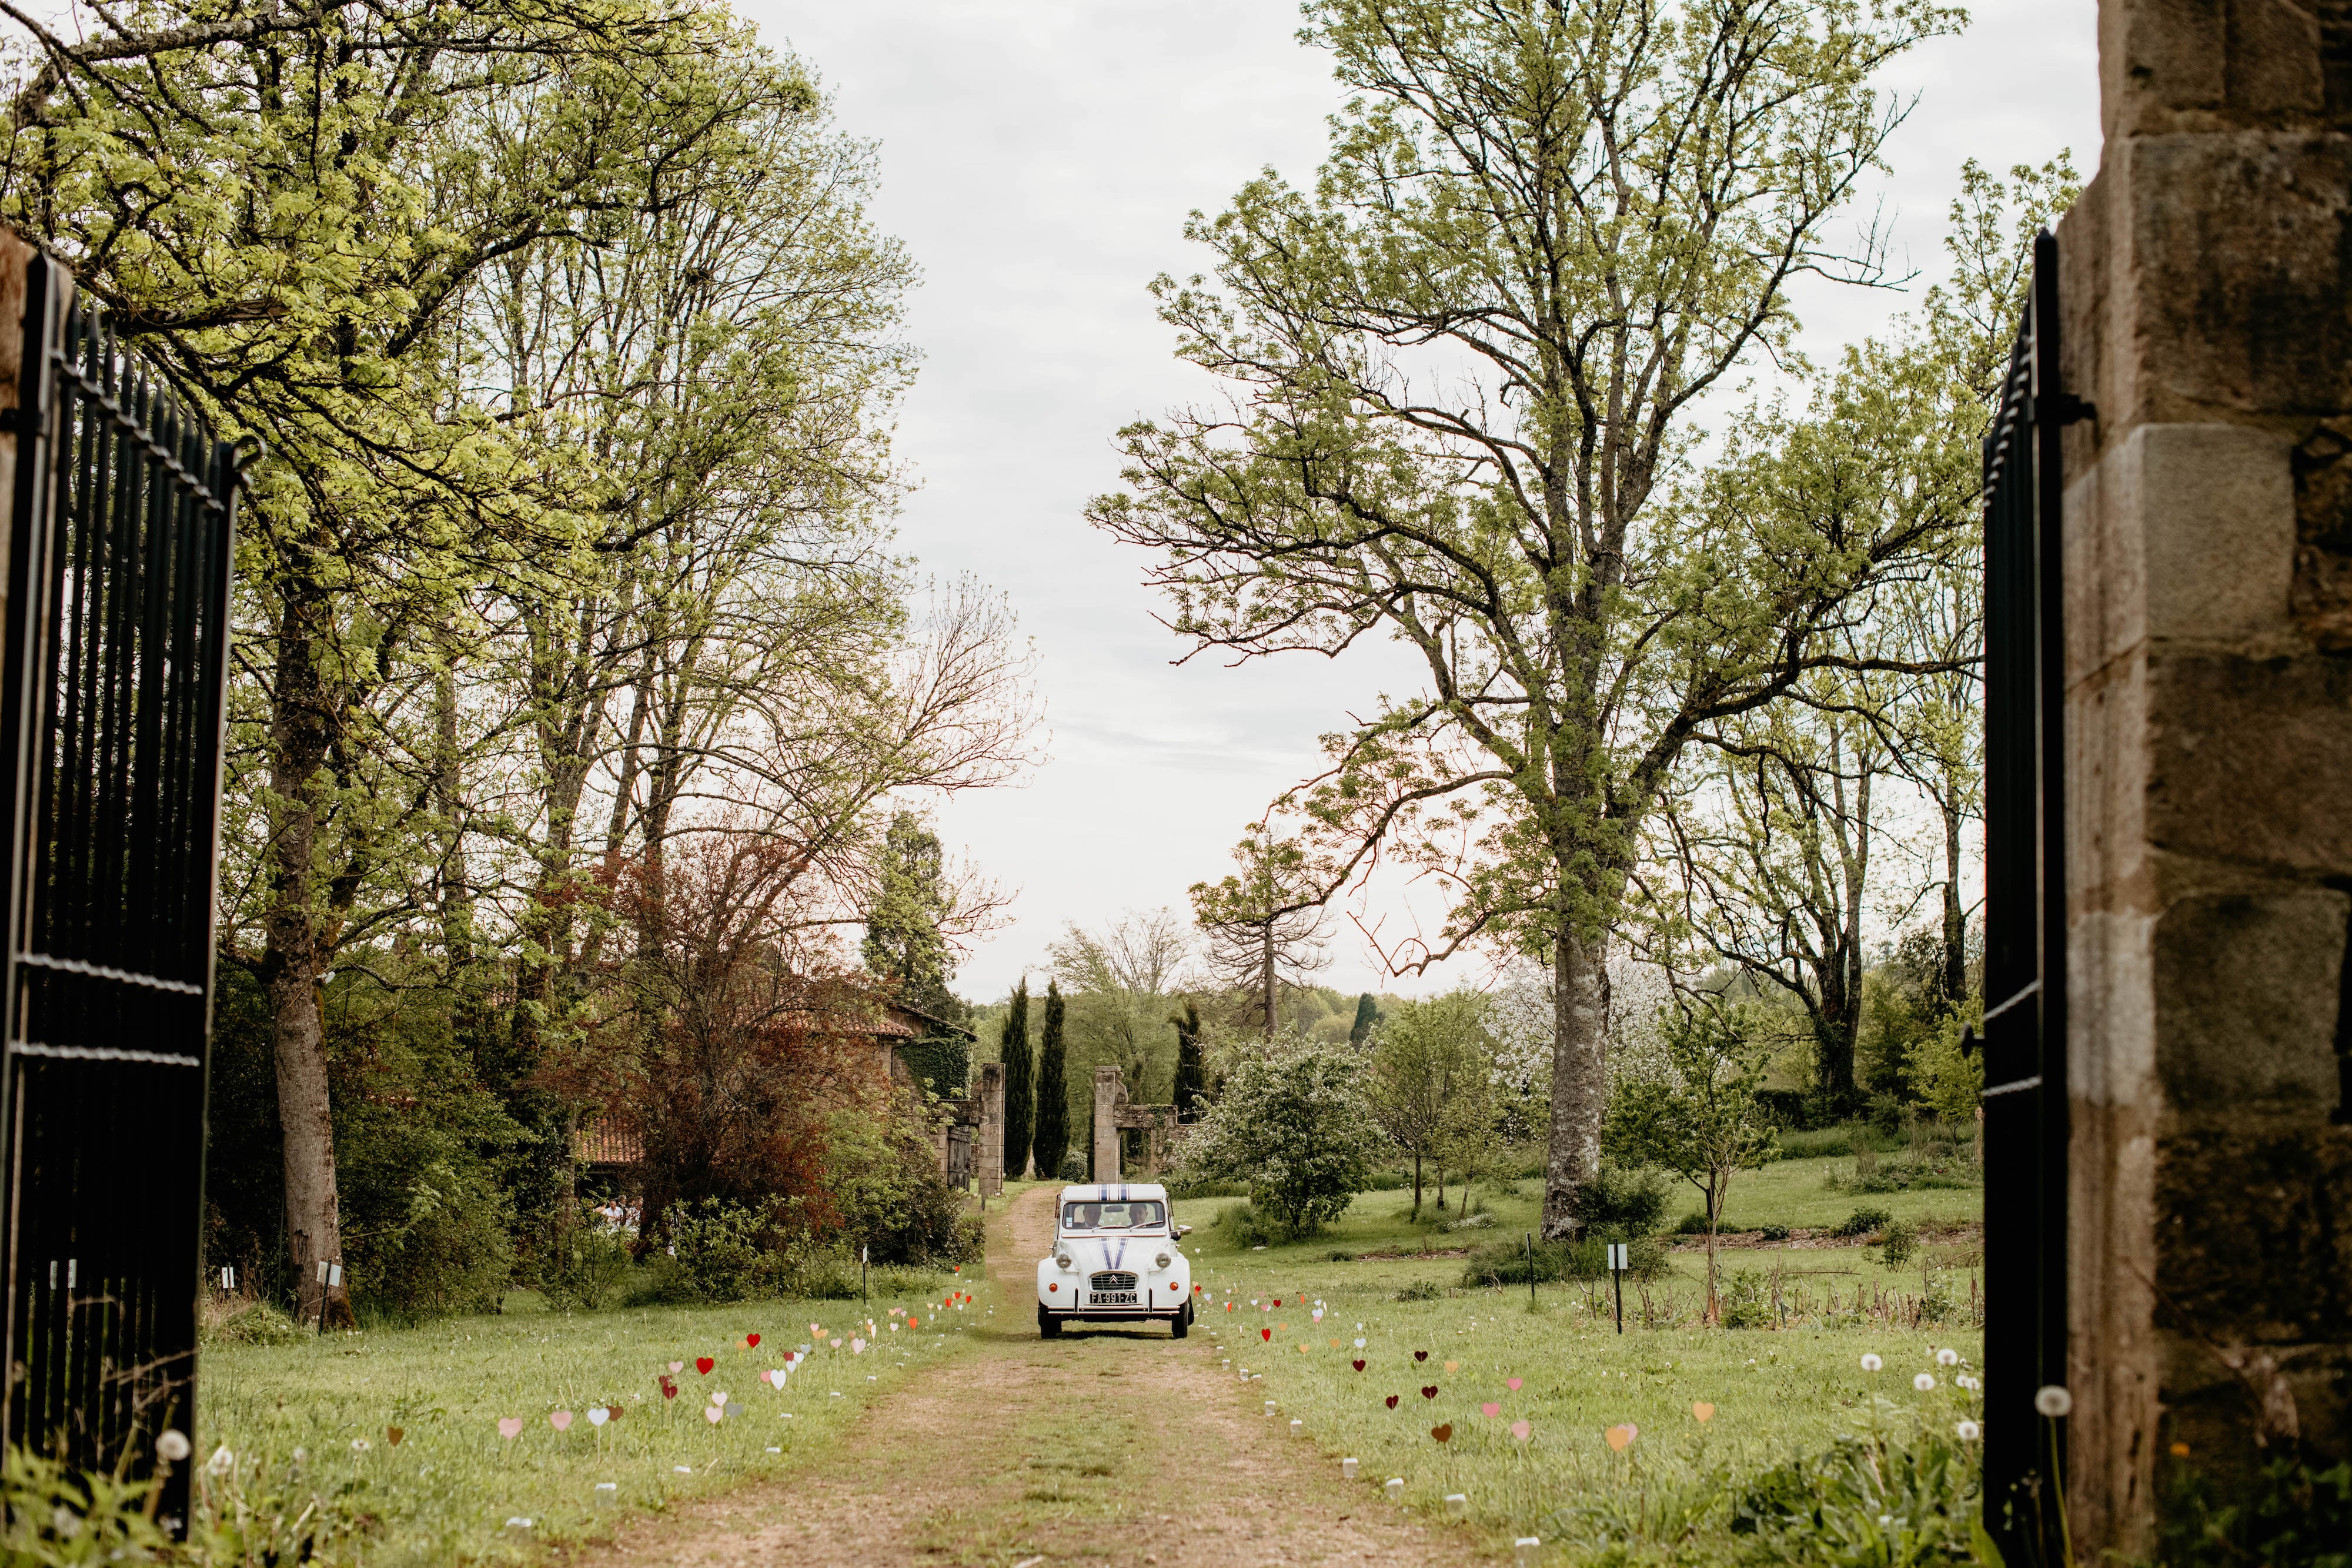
[593, 1186, 1491, 1567]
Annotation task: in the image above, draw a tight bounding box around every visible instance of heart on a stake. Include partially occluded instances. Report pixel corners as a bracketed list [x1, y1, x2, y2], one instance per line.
[669, 1362, 684, 1375]
[1385, 1395, 1400, 1409]
[1414, 1350, 1429, 1363]
[696, 1358, 715, 1375]
[660, 1378, 679, 1402]
[1261, 1329, 1272, 1342]
[1481, 1402, 1501, 1419]
[703, 1406, 723, 1425]
[907, 1319, 919, 1329]
[1692, 1402, 1716, 1423]
[1352, 1360, 1366, 1372]
[550, 1411, 573, 1432]
[587, 1408, 609, 1427]
[1421, 1386, 1439, 1400]
[1354, 1338, 1366, 1349]
[606, 1405, 623, 1422]
[1606, 1423, 1638, 1452]
[1445, 1360, 1460, 1373]
[810, 1323, 823, 1336]
[1430, 1423, 1454, 1444]
[1509, 1420, 1531, 1442]
[851, 1339, 866, 1354]
[497, 1417, 523, 1440]
[1506, 1377, 1524, 1392]
[746, 1333, 761, 1348]
[711, 1390, 729, 1407]
[386, 1427, 405, 1447]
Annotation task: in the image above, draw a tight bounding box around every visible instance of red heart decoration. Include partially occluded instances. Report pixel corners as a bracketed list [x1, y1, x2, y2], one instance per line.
[1415, 1350, 1429, 1362]
[696, 1358, 714, 1375]
[1421, 1386, 1439, 1399]
[1262, 1329, 1272, 1341]
[1431, 1423, 1454, 1443]
[607, 1404, 623, 1421]
[660, 1377, 678, 1401]
[1385, 1395, 1399, 1409]
[1352, 1360, 1365, 1372]
[747, 1333, 760, 1348]
[386, 1426, 403, 1446]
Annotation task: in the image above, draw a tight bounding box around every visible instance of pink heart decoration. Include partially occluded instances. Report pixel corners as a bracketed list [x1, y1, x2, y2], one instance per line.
[711, 1390, 729, 1407]
[497, 1417, 522, 1440]
[1506, 1377, 1524, 1392]
[550, 1410, 573, 1432]
[1510, 1420, 1531, 1442]
[669, 1362, 684, 1374]
[1481, 1402, 1501, 1419]
[1606, 1423, 1638, 1452]
[703, 1406, 723, 1424]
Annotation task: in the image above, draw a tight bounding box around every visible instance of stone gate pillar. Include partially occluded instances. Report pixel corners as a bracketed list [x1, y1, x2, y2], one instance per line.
[1091, 1065, 1123, 1182]
[976, 1062, 1004, 1196]
[2060, 5, 2352, 1552]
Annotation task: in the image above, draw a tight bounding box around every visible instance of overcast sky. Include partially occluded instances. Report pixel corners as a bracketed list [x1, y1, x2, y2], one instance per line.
[740, 0, 2103, 1006]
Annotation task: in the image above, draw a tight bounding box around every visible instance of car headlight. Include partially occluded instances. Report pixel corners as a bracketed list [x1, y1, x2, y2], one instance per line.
[1055, 1253, 1072, 1269]
[1155, 1251, 1172, 1270]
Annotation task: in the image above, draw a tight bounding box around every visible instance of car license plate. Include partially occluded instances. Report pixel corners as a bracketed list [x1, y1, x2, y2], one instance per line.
[1095, 1290, 1138, 1306]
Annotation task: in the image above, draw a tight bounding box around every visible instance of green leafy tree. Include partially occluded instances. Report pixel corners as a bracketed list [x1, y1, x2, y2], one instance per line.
[1605, 1002, 1779, 1320]
[1032, 981, 1070, 1181]
[1091, 0, 1961, 1240]
[1190, 827, 1329, 1039]
[1170, 1001, 1207, 1121]
[1000, 982, 1035, 1180]
[1178, 1039, 1381, 1236]
[1365, 994, 1492, 1215]
[863, 811, 961, 1021]
[1347, 994, 1379, 1048]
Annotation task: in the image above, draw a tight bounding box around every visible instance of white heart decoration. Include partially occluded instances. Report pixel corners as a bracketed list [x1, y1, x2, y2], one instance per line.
[1354, 1338, 1367, 1349]
[586, 1407, 609, 1427]
[771, 1368, 787, 1385]
[851, 1338, 866, 1355]
[711, 1390, 729, 1407]
[703, 1406, 723, 1424]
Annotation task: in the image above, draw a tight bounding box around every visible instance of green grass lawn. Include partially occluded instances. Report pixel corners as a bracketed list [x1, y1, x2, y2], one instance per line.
[1175, 1192, 1983, 1563]
[198, 1267, 988, 1566]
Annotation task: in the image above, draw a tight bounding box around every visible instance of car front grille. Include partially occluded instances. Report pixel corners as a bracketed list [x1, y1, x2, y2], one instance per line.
[1090, 1271, 1138, 1292]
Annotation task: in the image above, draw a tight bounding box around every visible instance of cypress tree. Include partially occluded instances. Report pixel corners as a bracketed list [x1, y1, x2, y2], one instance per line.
[1348, 992, 1380, 1048]
[999, 982, 1034, 1179]
[1032, 981, 1070, 1180]
[1171, 1001, 1206, 1122]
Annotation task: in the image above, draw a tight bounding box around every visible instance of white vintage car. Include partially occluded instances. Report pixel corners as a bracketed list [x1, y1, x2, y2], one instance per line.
[1035, 1183, 1194, 1338]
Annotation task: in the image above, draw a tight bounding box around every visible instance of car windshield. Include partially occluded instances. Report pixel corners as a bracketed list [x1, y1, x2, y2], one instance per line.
[1061, 1200, 1165, 1231]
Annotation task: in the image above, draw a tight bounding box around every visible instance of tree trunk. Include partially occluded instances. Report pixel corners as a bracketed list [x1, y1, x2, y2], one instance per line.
[1540, 927, 1611, 1239]
[1939, 788, 1967, 1006]
[1260, 920, 1277, 1041]
[264, 589, 349, 1327]
[1412, 1154, 1423, 1216]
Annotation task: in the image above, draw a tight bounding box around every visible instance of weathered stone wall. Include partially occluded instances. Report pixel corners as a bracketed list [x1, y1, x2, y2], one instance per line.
[1092, 1065, 1122, 1182]
[976, 1061, 1004, 1196]
[2062, 3, 2352, 1550]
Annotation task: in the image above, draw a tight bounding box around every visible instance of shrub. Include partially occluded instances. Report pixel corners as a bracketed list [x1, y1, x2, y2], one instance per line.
[667, 1197, 770, 1301]
[1758, 1222, 1791, 1242]
[0, 1447, 180, 1563]
[1673, 1210, 1713, 1236]
[2162, 1456, 2352, 1568]
[203, 1295, 308, 1346]
[1394, 1278, 1445, 1301]
[539, 1222, 634, 1312]
[1732, 1427, 1981, 1564]
[1057, 1152, 1089, 1182]
[1327, 1249, 1356, 1262]
[1720, 1269, 1773, 1329]
[1175, 1041, 1381, 1235]
[1877, 1218, 1918, 1269]
[1461, 1234, 1669, 1286]
[1572, 1164, 1670, 1235]
[1211, 1201, 1287, 1249]
[1832, 1206, 1893, 1239]
[825, 1106, 983, 1266]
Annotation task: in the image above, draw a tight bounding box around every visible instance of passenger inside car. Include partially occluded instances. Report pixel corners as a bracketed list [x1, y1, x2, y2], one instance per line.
[1061, 1200, 1165, 1231]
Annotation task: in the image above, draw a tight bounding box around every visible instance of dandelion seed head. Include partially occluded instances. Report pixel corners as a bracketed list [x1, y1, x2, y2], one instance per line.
[2035, 1385, 2073, 1417]
[1860, 1353, 1883, 1373]
[1956, 1420, 1980, 1440]
[156, 1429, 191, 1462]
[1915, 1373, 1936, 1392]
[1936, 1348, 1959, 1366]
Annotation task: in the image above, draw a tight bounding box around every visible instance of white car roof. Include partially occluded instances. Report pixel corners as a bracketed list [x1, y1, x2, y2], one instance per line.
[1056, 1183, 1169, 1202]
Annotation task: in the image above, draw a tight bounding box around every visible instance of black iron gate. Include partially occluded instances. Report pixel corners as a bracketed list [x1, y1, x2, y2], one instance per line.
[1979, 229, 2077, 1558]
[0, 253, 241, 1523]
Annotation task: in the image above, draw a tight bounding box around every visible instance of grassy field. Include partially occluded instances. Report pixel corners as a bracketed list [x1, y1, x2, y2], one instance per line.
[1175, 1183, 1986, 1562]
[197, 1266, 993, 1566]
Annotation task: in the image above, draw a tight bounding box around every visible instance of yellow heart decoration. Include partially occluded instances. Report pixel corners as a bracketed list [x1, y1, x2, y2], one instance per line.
[1693, 1402, 1716, 1423]
[1445, 1360, 1460, 1373]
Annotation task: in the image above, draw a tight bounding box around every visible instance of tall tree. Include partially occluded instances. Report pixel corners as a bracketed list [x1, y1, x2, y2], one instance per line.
[1190, 827, 1329, 1039]
[1033, 982, 1071, 1180]
[1000, 982, 1035, 1181]
[863, 812, 961, 1021]
[1170, 1001, 1207, 1121]
[1347, 994, 1379, 1048]
[1092, 0, 1960, 1237]
[1045, 909, 1189, 1095]
[1364, 994, 1491, 1214]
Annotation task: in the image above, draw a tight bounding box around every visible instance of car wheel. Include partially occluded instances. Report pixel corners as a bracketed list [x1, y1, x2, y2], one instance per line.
[1170, 1299, 1191, 1338]
[1038, 1304, 1063, 1339]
